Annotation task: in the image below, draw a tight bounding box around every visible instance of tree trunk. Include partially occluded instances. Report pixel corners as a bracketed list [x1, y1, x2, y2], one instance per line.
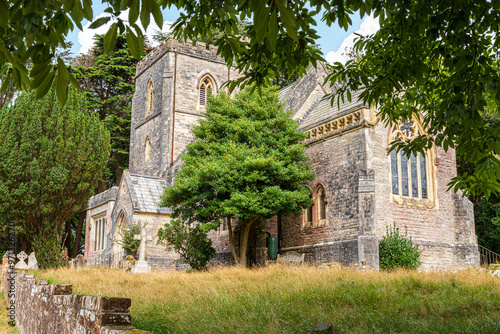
[227, 218, 239, 263]
[64, 219, 72, 256]
[229, 217, 259, 266]
[71, 211, 86, 258]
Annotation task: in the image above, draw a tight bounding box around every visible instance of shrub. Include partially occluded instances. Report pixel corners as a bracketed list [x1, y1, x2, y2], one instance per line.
[379, 223, 421, 270]
[157, 220, 216, 271]
[113, 223, 141, 258]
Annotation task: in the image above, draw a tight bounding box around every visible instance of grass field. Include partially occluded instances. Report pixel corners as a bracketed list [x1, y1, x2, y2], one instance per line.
[36, 265, 500, 334]
[0, 292, 18, 334]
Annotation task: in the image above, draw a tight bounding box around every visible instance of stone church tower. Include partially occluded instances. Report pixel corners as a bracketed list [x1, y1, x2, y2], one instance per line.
[84, 38, 480, 270]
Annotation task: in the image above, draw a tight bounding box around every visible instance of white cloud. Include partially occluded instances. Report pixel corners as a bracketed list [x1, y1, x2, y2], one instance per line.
[77, 10, 173, 55]
[325, 15, 380, 65]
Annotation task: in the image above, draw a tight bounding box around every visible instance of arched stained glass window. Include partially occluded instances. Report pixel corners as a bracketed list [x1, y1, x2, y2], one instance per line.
[199, 76, 214, 106]
[303, 190, 313, 227]
[317, 185, 327, 222]
[389, 119, 430, 200]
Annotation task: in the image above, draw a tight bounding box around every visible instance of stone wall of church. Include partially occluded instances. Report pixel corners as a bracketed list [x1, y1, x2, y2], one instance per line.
[85, 187, 118, 264]
[129, 49, 171, 177]
[366, 121, 479, 270]
[130, 39, 243, 178]
[276, 127, 368, 266]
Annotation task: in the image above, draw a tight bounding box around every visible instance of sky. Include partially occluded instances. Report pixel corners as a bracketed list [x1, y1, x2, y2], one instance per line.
[67, 4, 380, 65]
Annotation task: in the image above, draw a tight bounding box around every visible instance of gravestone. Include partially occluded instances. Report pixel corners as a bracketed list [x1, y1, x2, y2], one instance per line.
[307, 323, 337, 334]
[73, 254, 86, 269]
[27, 252, 38, 270]
[15, 251, 28, 269]
[120, 255, 136, 271]
[132, 225, 151, 274]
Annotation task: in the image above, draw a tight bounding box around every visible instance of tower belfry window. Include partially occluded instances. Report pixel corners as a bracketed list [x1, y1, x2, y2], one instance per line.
[199, 77, 214, 106]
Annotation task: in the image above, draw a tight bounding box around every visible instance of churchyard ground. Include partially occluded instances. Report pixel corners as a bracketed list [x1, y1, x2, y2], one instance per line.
[31, 265, 500, 334]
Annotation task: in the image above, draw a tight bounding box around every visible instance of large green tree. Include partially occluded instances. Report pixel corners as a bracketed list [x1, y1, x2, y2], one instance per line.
[160, 86, 314, 266]
[73, 34, 150, 188]
[0, 87, 110, 254]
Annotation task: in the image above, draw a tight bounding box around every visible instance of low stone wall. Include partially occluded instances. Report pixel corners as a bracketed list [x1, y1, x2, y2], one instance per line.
[3, 272, 150, 334]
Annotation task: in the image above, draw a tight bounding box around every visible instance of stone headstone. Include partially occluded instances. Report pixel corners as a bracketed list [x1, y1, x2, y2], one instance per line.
[15, 251, 28, 269]
[73, 254, 86, 269]
[120, 255, 136, 271]
[27, 252, 38, 270]
[307, 323, 337, 334]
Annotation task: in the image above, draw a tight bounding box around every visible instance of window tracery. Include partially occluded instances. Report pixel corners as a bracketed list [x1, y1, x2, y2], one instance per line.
[389, 119, 432, 202]
[199, 76, 214, 106]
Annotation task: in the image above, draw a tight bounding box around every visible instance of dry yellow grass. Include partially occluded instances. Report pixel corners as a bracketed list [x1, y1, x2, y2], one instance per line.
[36, 265, 500, 333]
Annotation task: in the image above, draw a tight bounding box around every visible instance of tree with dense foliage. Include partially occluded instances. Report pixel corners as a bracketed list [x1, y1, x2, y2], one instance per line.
[0, 87, 110, 257]
[160, 86, 314, 266]
[72, 34, 150, 188]
[1, 0, 499, 197]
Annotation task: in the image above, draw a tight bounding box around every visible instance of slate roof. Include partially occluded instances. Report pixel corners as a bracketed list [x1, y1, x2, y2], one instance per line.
[297, 89, 365, 131]
[124, 173, 172, 214]
[278, 81, 297, 99]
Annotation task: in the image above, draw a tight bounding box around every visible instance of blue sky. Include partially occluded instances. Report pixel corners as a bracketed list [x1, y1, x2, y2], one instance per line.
[67, 4, 378, 64]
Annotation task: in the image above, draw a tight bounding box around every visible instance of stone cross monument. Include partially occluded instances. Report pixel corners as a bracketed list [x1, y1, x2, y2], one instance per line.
[132, 223, 151, 274]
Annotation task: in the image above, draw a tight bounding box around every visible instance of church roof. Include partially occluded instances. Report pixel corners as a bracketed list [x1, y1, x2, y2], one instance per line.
[124, 173, 172, 214]
[297, 90, 365, 131]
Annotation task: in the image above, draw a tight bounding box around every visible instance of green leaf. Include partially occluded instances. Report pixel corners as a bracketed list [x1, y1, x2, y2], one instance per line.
[83, 0, 93, 20]
[36, 70, 55, 99]
[140, 0, 152, 31]
[57, 57, 69, 81]
[151, 0, 163, 29]
[0, 0, 9, 28]
[275, 0, 298, 41]
[55, 73, 69, 107]
[129, 0, 140, 24]
[267, 9, 278, 51]
[104, 23, 118, 53]
[126, 27, 141, 59]
[89, 16, 111, 29]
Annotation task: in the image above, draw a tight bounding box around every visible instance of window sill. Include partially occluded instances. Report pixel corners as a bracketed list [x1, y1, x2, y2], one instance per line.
[301, 221, 328, 231]
[391, 195, 435, 209]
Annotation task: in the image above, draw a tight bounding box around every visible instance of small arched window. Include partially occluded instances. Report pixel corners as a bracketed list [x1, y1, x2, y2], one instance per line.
[145, 136, 150, 162]
[316, 185, 327, 225]
[199, 76, 214, 106]
[389, 118, 432, 200]
[303, 188, 313, 228]
[145, 79, 154, 116]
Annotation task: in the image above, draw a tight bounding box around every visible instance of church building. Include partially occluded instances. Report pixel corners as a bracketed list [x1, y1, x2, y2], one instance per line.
[84, 38, 480, 270]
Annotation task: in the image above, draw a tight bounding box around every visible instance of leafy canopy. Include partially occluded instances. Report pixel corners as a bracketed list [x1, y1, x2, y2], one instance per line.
[72, 34, 150, 187]
[2, 0, 500, 196]
[161, 86, 314, 225]
[160, 86, 314, 265]
[0, 87, 110, 248]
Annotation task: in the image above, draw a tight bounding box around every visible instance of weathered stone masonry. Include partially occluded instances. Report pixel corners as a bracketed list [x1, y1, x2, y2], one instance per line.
[2, 272, 149, 334]
[86, 37, 480, 271]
